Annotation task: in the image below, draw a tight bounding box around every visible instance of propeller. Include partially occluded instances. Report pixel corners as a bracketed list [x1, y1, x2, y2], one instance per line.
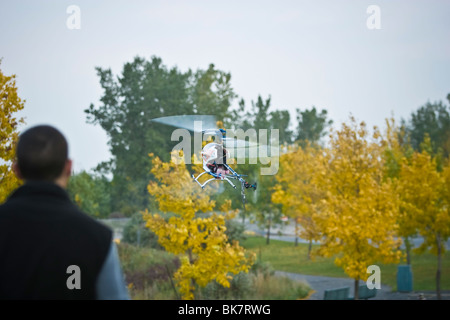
[150, 115, 271, 160]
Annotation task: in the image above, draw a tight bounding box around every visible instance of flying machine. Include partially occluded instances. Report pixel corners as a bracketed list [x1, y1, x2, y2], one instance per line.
[151, 115, 258, 209]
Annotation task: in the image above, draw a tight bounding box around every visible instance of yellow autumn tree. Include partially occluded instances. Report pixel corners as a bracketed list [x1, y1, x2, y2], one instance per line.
[382, 118, 416, 264]
[142, 152, 254, 300]
[272, 142, 323, 257]
[397, 136, 450, 300]
[0, 61, 25, 203]
[315, 118, 402, 299]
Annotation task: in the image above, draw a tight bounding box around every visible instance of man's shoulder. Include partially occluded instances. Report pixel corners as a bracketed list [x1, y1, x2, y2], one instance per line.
[66, 205, 113, 237]
[0, 185, 113, 241]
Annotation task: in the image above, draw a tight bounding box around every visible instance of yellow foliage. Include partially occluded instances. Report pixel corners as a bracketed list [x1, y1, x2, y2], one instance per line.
[272, 143, 324, 242]
[0, 62, 25, 203]
[277, 118, 403, 281]
[314, 119, 403, 280]
[314, 118, 402, 280]
[397, 142, 450, 255]
[143, 151, 254, 299]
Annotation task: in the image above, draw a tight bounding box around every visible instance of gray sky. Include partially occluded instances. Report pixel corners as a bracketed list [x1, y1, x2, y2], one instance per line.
[1, 0, 449, 172]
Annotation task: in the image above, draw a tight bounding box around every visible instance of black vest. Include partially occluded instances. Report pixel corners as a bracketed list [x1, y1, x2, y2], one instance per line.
[0, 181, 112, 299]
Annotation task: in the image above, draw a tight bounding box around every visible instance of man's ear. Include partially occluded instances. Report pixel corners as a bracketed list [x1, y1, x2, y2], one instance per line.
[12, 161, 23, 180]
[65, 159, 73, 178]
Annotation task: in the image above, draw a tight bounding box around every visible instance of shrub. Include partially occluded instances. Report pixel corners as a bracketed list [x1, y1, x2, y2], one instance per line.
[224, 219, 247, 244]
[122, 212, 162, 249]
[117, 243, 180, 299]
[198, 261, 309, 300]
[250, 259, 275, 277]
[200, 272, 253, 300]
[250, 272, 310, 300]
[109, 212, 126, 219]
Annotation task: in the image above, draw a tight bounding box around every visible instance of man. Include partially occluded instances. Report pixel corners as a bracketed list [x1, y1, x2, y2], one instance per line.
[0, 125, 129, 300]
[203, 143, 230, 178]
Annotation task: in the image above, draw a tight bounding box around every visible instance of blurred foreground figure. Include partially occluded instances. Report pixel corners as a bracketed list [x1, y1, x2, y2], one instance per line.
[0, 125, 129, 300]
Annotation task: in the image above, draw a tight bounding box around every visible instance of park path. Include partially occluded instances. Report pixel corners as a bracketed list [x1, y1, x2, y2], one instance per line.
[275, 271, 450, 300]
[275, 271, 396, 300]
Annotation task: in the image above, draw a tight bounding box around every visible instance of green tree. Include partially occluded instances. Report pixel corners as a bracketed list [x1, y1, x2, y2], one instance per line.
[228, 94, 293, 145]
[252, 95, 272, 131]
[295, 107, 333, 146]
[229, 95, 290, 229]
[67, 170, 112, 218]
[403, 95, 450, 158]
[229, 95, 272, 131]
[250, 173, 283, 245]
[85, 56, 236, 215]
[122, 212, 162, 249]
[191, 64, 236, 122]
[228, 98, 252, 130]
[269, 110, 293, 145]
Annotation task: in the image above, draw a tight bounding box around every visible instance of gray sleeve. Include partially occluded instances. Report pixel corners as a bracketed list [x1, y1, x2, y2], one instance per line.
[96, 242, 131, 300]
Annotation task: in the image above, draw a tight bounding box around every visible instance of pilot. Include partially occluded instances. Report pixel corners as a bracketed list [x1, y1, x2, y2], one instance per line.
[202, 143, 229, 178]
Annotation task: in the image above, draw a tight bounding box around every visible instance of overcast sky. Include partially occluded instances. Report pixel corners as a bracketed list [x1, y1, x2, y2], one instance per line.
[1, 0, 449, 172]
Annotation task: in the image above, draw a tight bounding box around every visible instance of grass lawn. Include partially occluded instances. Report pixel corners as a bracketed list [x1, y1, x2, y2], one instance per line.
[241, 235, 450, 292]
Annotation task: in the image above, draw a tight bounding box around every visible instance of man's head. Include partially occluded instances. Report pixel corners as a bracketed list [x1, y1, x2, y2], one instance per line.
[13, 125, 72, 188]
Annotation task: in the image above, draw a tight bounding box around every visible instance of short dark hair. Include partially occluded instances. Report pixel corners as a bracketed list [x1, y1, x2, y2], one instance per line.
[16, 125, 68, 181]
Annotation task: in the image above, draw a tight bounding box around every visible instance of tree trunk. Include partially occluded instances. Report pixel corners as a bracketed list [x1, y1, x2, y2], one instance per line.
[307, 240, 312, 260]
[436, 234, 442, 300]
[165, 265, 180, 300]
[294, 219, 299, 247]
[187, 249, 197, 299]
[404, 237, 411, 265]
[354, 278, 359, 300]
[266, 213, 271, 245]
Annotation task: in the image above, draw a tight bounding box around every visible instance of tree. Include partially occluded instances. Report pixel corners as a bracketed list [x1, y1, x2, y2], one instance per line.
[67, 170, 112, 218]
[190, 64, 236, 122]
[252, 95, 272, 132]
[228, 98, 252, 131]
[382, 118, 416, 264]
[142, 152, 254, 299]
[0, 61, 25, 203]
[85, 56, 192, 215]
[315, 118, 402, 299]
[229, 102, 296, 212]
[403, 96, 450, 158]
[269, 110, 293, 145]
[251, 173, 283, 245]
[227, 94, 291, 226]
[230, 95, 293, 142]
[85, 56, 236, 215]
[397, 136, 450, 300]
[272, 143, 323, 257]
[295, 107, 333, 146]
